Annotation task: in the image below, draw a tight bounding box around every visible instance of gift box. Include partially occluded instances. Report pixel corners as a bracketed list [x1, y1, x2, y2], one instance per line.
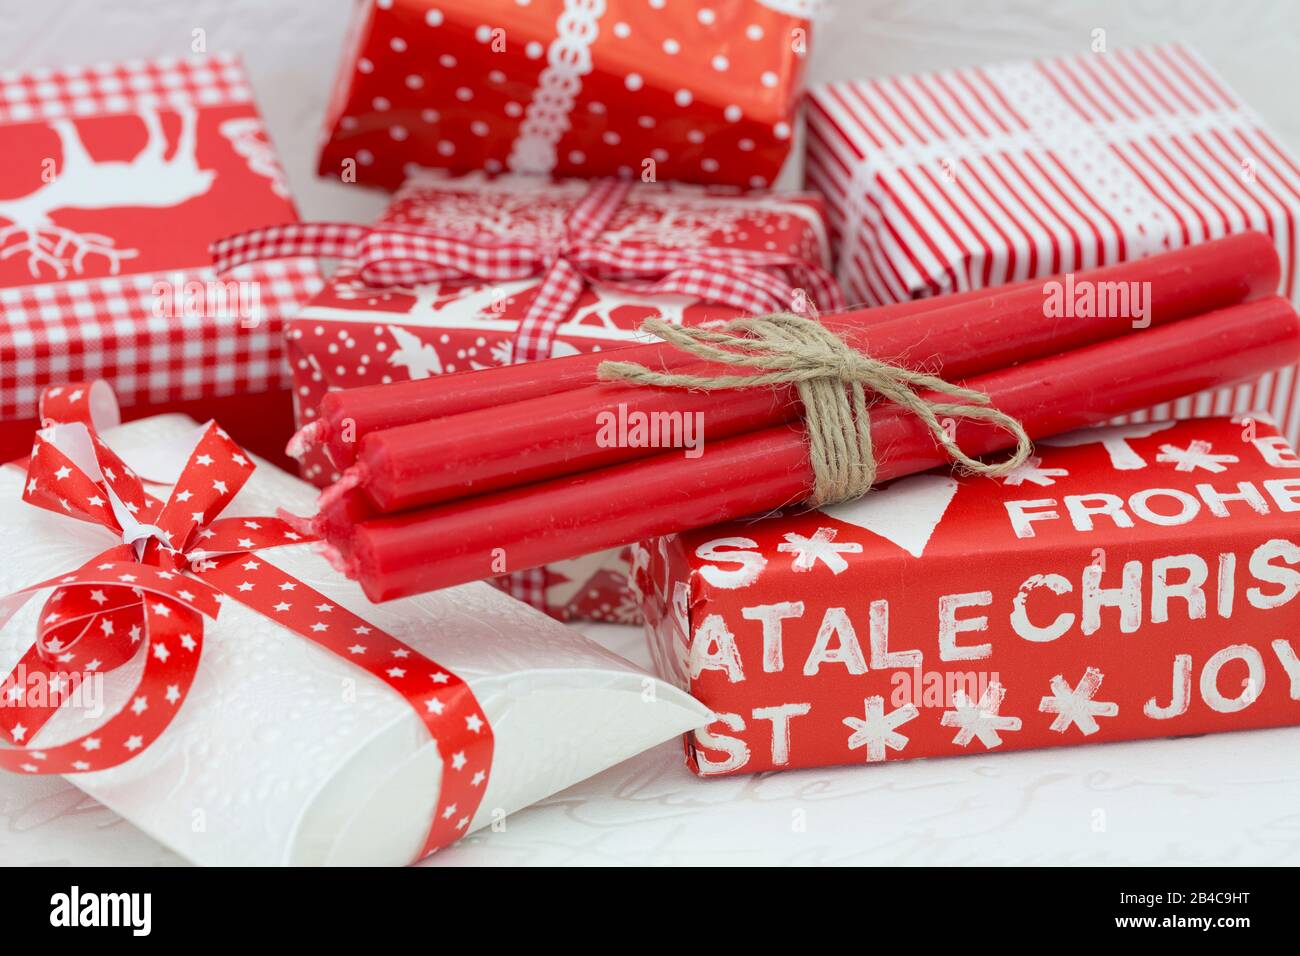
[280, 169, 838, 621]
[805, 43, 1300, 445]
[0, 54, 322, 468]
[318, 0, 813, 190]
[0, 384, 708, 865]
[635, 415, 1300, 776]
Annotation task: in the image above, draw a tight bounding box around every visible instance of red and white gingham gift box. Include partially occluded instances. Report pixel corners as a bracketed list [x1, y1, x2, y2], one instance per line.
[285, 170, 836, 621]
[806, 42, 1300, 445]
[0, 54, 321, 465]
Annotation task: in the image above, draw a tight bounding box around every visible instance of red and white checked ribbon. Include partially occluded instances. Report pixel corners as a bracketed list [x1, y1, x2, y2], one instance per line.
[0, 383, 492, 861]
[213, 178, 844, 363]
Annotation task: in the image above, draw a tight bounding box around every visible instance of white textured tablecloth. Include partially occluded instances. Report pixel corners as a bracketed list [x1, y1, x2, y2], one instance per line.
[4, 621, 1300, 866]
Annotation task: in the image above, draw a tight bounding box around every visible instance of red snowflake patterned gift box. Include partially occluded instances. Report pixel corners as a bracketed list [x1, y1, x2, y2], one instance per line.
[0, 54, 322, 468]
[634, 416, 1300, 776]
[282, 169, 836, 622]
[805, 43, 1300, 446]
[318, 0, 813, 191]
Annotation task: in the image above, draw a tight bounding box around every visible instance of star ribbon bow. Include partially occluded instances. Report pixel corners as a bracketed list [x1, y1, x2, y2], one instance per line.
[0, 382, 492, 860]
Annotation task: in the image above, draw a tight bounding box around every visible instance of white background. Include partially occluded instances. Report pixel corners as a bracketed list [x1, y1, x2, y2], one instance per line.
[3, 0, 1296, 221]
[2, 0, 1300, 865]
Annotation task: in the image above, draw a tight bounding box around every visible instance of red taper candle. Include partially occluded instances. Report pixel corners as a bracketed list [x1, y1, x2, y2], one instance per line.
[346, 232, 1283, 511]
[297, 287, 1004, 466]
[339, 295, 1300, 602]
[301, 231, 1279, 469]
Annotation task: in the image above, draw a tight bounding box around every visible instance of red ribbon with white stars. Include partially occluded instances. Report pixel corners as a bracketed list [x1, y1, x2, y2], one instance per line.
[0, 382, 493, 860]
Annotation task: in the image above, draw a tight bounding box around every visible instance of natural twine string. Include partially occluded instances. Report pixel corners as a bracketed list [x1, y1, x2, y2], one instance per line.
[597, 313, 1033, 508]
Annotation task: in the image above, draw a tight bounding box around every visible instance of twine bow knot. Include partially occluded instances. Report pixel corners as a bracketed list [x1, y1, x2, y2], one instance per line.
[598, 313, 1033, 507]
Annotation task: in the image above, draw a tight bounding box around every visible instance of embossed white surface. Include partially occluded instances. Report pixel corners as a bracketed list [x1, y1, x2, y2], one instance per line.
[432, 624, 1300, 866]
[5, 614, 1300, 865]
[0, 416, 709, 866]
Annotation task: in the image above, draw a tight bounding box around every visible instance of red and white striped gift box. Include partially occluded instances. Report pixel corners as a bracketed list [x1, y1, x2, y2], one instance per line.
[0, 54, 321, 466]
[805, 42, 1300, 444]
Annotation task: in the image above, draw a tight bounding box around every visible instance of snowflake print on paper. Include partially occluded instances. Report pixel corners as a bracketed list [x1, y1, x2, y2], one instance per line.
[1038, 667, 1119, 736]
[1155, 440, 1240, 473]
[843, 696, 919, 762]
[387, 172, 761, 252]
[599, 191, 756, 250]
[777, 527, 862, 574]
[1000, 455, 1069, 487]
[489, 339, 515, 366]
[941, 682, 1022, 749]
[388, 173, 590, 243]
[486, 335, 582, 366]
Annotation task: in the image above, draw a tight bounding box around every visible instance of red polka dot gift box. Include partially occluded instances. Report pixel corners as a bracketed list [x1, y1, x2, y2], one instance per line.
[281, 169, 838, 621]
[805, 43, 1300, 446]
[0, 54, 323, 469]
[317, 0, 815, 191]
[634, 415, 1300, 776]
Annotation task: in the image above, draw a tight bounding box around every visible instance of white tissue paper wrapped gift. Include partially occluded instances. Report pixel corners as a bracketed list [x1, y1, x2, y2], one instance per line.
[0, 414, 709, 866]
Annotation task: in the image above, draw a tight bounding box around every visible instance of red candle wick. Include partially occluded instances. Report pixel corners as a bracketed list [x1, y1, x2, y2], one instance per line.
[285, 420, 324, 461]
[275, 506, 320, 539]
[316, 467, 362, 512]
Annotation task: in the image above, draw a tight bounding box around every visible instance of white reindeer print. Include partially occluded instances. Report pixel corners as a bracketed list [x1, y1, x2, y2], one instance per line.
[0, 106, 216, 279]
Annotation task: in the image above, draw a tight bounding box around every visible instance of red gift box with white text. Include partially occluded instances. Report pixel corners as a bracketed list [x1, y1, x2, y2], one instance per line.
[805, 42, 1300, 445]
[287, 169, 835, 622]
[0, 54, 322, 468]
[635, 416, 1300, 776]
[318, 0, 813, 191]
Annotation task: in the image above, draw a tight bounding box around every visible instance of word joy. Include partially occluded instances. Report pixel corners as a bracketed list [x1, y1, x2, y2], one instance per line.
[49, 886, 151, 936]
[595, 403, 704, 459]
[1042, 274, 1152, 328]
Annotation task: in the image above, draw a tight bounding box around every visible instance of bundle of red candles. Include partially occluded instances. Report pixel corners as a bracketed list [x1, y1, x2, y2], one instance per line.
[291, 232, 1300, 603]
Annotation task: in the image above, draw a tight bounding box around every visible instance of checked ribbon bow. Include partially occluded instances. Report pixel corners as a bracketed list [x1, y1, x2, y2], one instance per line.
[212, 177, 844, 363]
[0, 383, 492, 859]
